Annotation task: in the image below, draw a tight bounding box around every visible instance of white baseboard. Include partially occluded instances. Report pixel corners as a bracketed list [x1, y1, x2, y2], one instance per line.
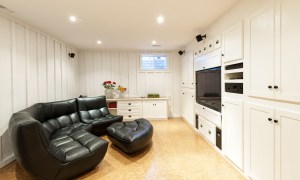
[0, 154, 15, 169]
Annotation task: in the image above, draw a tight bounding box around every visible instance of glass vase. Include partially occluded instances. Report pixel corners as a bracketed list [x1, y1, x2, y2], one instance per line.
[104, 89, 113, 99]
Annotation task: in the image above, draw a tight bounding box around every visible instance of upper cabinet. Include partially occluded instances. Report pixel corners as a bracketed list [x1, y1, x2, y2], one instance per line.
[222, 22, 244, 63]
[248, 1, 300, 103]
[248, 7, 275, 99]
[181, 50, 194, 89]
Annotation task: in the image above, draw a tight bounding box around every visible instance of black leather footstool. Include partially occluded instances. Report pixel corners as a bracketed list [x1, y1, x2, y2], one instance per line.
[107, 118, 153, 153]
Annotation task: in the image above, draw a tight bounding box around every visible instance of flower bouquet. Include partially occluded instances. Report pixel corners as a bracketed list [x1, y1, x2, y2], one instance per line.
[102, 81, 116, 98]
[118, 85, 127, 98]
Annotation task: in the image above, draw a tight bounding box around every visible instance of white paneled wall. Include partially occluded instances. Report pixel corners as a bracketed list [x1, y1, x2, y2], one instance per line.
[0, 13, 79, 167]
[78, 50, 181, 117]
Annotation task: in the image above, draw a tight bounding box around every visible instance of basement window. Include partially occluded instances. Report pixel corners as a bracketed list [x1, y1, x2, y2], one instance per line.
[140, 54, 168, 71]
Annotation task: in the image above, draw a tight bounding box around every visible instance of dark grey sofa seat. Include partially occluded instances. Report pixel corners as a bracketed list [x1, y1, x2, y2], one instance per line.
[77, 96, 123, 135]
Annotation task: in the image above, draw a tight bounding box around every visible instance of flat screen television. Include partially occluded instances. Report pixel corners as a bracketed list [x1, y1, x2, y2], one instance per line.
[196, 67, 221, 112]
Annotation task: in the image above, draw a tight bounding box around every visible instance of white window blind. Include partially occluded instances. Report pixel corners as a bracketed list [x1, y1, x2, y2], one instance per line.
[140, 54, 168, 71]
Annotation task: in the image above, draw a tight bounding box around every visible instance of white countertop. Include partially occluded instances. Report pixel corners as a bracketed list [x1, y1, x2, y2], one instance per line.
[107, 97, 171, 101]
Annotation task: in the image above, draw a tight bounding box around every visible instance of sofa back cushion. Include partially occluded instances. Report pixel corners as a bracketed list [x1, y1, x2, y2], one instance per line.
[77, 96, 110, 119]
[22, 99, 80, 136]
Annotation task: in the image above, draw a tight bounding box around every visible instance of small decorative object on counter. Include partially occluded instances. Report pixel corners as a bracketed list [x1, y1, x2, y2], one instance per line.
[118, 85, 127, 98]
[147, 93, 160, 98]
[102, 81, 116, 98]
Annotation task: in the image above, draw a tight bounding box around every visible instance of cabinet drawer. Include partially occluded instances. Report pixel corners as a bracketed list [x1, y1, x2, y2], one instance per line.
[198, 115, 206, 136]
[118, 101, 142, 107]
[214, 35, 222, 50]
[118, 106, 141, 111]
[195, 104, 222, 127]
[207, 39, 214, 52]
[122, 114, 142, 120]
[205, 120, 216, 145]
[118, 108, 141, 114]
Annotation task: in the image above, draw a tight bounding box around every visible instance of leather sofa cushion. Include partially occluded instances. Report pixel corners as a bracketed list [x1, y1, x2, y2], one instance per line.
[107, 118, 153, 153]
[51, 130, 107, 162]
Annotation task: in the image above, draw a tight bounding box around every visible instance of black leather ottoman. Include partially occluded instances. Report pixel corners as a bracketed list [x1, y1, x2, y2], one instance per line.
[107, 118, 153, 153]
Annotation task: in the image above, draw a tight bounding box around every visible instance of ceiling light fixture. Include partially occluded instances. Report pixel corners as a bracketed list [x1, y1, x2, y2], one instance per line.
[157, 16, 164, 24]
[69, 16, 77, 22]
[97, 40, 102, 44]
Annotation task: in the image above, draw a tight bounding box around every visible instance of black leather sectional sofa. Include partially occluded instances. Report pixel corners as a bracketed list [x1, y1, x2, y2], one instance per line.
[9, 96, 123, 180]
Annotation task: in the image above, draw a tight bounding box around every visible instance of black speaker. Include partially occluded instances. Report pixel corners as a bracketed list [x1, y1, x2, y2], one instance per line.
[69, 53, 75, 58]
[178, 50, 185, 56]
[196, 34, 207, 42]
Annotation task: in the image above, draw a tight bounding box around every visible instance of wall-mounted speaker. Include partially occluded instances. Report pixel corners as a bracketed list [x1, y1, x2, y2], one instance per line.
[196, 34, 207, 42]
[178, 50, 185, 56]
[69, 53, 75, 58]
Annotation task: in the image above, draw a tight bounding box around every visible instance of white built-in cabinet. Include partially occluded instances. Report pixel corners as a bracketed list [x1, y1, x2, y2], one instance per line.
[247, 103, 300, 180]
[142, 101, 167, 119]
[181, 50, 194, 88]
[248, 0, 300, 103]
[181, 89, 195, 126]
[222, 22, 244, 63]
[222, 98, 244, 170]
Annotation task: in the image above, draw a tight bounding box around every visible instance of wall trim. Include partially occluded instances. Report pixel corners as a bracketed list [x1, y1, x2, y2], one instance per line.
[0, 154, 14, 169]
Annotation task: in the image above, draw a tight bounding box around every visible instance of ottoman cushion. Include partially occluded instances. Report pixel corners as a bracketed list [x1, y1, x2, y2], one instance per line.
[107, 118, 153, 153]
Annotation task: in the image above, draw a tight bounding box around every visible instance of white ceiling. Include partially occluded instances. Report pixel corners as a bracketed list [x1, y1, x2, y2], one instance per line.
[0, 0, 239, 50]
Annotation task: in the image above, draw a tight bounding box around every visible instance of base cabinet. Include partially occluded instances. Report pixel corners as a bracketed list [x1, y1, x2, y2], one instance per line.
[247, 103, 300, 180]
[143, 101, 167, 119]
[223, 98, 244, 170]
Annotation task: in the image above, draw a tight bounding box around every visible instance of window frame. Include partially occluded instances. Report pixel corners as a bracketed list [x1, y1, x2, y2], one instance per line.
[139, 53, 170, 72]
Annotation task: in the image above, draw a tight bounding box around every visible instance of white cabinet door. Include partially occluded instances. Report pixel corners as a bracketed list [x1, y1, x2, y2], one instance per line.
[198, 115, 206, 135]
[275, 109, 300, 180]
[187, 50, 194, 89]
[275, 0, 300, 103]
[154, 101, 167, 119]
[223, 98, 244, 169]
[142, 101, 155, 119]
[248, 103, 275, 180]
[248, 7, 275, 99]
[223, 22, 244, 63]
[181, 54, 187, 87]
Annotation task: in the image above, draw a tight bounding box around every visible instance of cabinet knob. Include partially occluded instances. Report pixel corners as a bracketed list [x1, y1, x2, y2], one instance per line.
[199, 50, 201, 53]
[129, 115, 131, 118]
[274, 86, 279, 89]
[222, 104, 224, 107]
[222, 54, 224, 57]
[200, 124, 203, 127]
[128, 109, 131, 111]
[182, 93, 185, 95]
[128, 103, 131, 105]
[203, 67, 205, 69]
[203, 107, 205, 110]
[217, 133, 221, 137]
[204, 48, 206, 50]
[268, 86, 273, 89]
[216, 40, 219, 44]
[274, 120, 279, 123]
[208, 130, 211, 134]
[209, 44, 212, 47]
[195, 52, 197, 55]
[268, 118, 272, 121]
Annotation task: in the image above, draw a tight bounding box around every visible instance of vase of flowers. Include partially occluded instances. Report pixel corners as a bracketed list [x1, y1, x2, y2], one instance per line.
[118, 85, 127, 98]
[102, 81, 116, 99]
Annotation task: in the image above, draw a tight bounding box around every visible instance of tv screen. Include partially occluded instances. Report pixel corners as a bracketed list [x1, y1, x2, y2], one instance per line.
[196, 67, 221, 112]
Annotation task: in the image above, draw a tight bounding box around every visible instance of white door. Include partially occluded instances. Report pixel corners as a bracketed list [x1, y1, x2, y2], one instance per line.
[187, 50, 195, 89]
[223, 22, 244, 63]
[181, 54, 187, 87]
[223, 98, 244, 169]
[154, 101, 167, 119]
[142, 101, 155, 119]
[275, 0, 300, 103]
[248, 7, 276, 99]
[275, 109, 300, 180]
[248, 103, 275, 180]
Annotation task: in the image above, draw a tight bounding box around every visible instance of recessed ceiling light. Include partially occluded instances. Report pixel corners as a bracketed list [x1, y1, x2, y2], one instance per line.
[152, 41, 156, 45]
[157, 16, 164, 24]
[97, 40, 102, 44]
[69, 16, 77, 22]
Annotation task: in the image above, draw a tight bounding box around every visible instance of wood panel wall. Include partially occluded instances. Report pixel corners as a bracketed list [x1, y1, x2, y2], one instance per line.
[0, 13, 79, 167]
[78, 50, 181, 117]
